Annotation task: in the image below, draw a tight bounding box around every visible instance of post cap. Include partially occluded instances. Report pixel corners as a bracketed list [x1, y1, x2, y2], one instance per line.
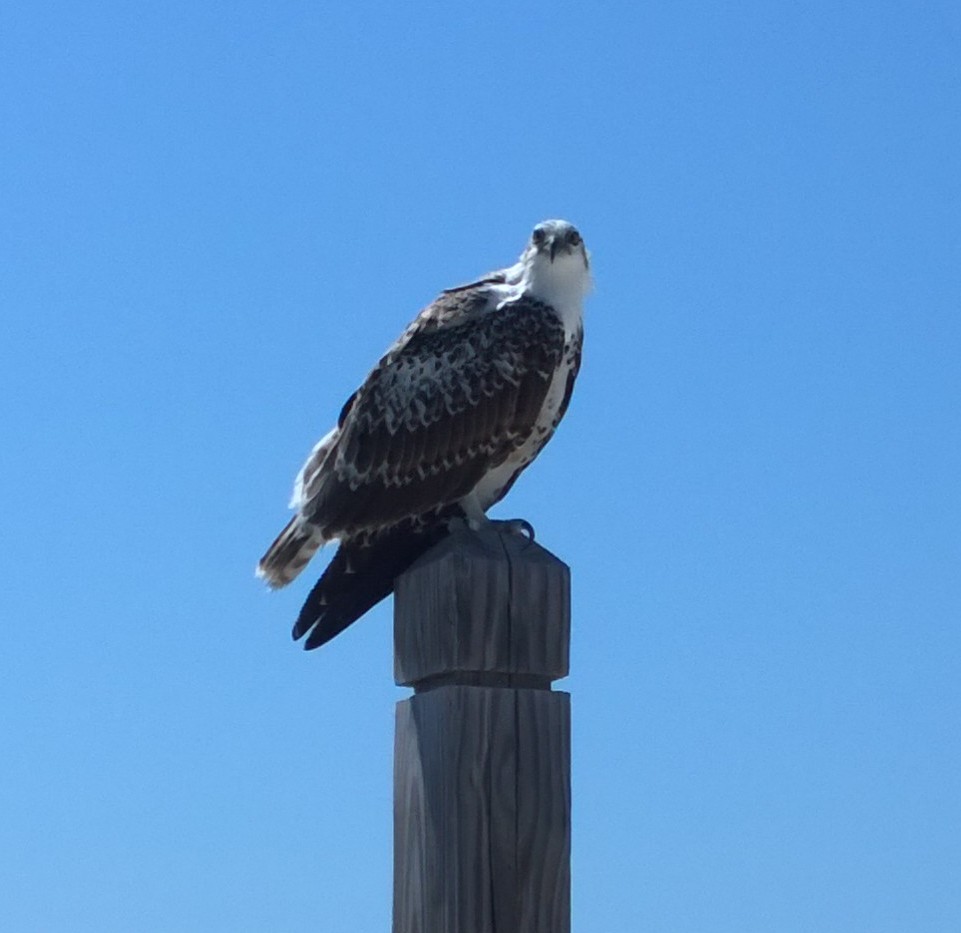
[393, 528, 570, 688]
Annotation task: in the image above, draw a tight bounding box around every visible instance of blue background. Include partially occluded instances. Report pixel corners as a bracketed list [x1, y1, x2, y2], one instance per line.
[2, 2, 959, 930]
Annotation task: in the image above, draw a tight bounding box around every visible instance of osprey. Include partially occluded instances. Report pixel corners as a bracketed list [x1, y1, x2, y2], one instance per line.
[258, 219, 590, 649]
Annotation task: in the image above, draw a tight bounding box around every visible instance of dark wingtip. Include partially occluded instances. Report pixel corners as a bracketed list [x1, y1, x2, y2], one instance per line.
[303, 619, 346, 651]
[291, 604, 316, 642]
[287, 521, 451, 651]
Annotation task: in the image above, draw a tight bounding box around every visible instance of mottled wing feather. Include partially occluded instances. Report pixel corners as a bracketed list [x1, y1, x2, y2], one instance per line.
[295, 284, 494, 508]
[303, 295, 566, 539]
[486, 328, 583, 509]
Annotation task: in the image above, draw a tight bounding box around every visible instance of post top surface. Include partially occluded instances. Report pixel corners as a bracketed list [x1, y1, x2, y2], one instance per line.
[405, 527, 569, 571]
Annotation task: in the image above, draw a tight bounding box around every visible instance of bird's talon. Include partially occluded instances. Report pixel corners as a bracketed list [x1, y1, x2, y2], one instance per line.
[489, 518, 536, 544]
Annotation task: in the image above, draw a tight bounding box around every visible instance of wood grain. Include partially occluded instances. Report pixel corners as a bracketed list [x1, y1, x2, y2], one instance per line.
[393, 530, 572, 932]
[393, 687, 570, 933]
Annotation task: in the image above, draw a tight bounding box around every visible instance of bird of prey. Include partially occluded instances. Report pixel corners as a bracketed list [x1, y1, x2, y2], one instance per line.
[257, 219, 591, 649]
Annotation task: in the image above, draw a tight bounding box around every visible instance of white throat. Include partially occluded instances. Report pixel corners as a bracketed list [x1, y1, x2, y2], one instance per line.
[519, 251, 591, 337]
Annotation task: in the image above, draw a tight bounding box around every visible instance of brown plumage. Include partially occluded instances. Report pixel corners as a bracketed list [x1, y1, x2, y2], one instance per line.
[258, 220, 590, 649]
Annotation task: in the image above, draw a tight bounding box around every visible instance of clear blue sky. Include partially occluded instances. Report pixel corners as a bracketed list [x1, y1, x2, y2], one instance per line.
[2, 2, 959, 930]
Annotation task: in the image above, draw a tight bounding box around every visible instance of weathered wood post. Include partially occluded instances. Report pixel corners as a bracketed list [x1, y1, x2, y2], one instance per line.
[393, 527, 571, 933]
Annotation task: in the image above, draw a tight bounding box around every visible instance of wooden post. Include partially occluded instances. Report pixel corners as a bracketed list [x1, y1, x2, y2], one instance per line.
[393, 528, 571, 933]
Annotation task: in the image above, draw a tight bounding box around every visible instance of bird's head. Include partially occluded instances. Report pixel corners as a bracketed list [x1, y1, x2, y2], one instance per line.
[526, 220, 589, 266]
[518, 219, 592, 300]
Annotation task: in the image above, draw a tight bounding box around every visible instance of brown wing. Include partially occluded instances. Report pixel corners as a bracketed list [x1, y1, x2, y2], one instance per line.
[486, 326, 584, 509]
[302, 296, 566, 539]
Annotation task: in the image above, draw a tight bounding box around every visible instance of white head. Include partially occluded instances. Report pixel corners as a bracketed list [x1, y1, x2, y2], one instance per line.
[523, 220, 589, 267]
[516, 219, 592, 309]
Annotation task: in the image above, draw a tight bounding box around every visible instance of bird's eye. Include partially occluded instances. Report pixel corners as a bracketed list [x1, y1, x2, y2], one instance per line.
[568, 230, 582, 246]
[532, 227, 547, 246]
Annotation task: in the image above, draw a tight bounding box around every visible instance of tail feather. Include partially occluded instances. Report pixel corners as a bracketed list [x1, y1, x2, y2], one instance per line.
[257, 518, 323, 588]
[294, 521, 450, 650]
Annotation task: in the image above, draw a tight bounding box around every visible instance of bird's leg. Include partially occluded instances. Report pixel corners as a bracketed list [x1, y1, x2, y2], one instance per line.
[457, 492, 489, 530]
